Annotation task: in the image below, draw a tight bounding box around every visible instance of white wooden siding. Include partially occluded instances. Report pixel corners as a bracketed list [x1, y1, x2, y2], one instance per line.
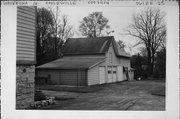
[17, 6, 36, 64]
[117, 66, 123, 81]
[105, 43, 131, 81]
[88, 61, 106, 85]
[106, 43, 130, 68]
[120, 58, 131, 69]
[112, 66, 117, 82]
[88, 66, 99, 85]
[106, 43, 120, 65]
[99, 67, 106, 84]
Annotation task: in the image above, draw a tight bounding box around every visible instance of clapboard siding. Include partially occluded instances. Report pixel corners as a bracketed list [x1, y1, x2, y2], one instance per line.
[17, 48, 34, 52]
[17, 19, 35, 26]
[17, 57, 35, 61]
[36, 69, 87, 86]
[17, 51, 35, 55]
[88, 66, 99, 86]
[18, 40, 35, 45]
[17, 25, 35, 32]
[60, 70, 78, 86]
[88, 61, 106, 85]
[17, 43, 35, 48]
[17, 8, 36, 17]
[17, 6, 36, 64]
[17, 15, 36, 24]
[18, 11, 35, 20]
[19, 41, 34, 46]
[17, 34, 35, 42]
[17, 54, 34, 58]
[17, 30, 35, 37]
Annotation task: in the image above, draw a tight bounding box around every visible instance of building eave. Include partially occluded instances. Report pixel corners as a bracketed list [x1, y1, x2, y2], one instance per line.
[88, 58, 106, 69]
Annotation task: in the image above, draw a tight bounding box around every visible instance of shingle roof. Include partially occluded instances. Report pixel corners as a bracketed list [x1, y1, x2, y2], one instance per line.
[36, 57, 105, 70]
[62, 36, 112, 54]
[62, 36, 130, 58]
[112, 40, 131, 58]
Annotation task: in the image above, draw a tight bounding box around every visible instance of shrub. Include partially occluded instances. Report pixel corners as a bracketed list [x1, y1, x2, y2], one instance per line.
[34, 90, 46, 101]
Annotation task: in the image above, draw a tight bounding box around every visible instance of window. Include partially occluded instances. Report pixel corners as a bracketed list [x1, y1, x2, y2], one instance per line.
[113, 66, 116, 73]
[113, 71, 116, 73]
[109, 52, 112, 63]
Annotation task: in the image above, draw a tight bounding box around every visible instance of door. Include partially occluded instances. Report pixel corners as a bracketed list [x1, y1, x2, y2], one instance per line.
[78, 70, 87, 86]
[99, 67, 105, 84]
[117, 66, 123, 81]
[108, 67, 113, 83]
[59, 70, 77, 86]
[112, 66, 117, 82]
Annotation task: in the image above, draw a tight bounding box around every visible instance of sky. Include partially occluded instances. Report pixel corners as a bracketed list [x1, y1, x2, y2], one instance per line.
[41, 6, 167, 55]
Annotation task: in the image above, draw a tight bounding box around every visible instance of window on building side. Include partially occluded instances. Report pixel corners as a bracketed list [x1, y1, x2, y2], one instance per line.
[109, 52, 112, 63]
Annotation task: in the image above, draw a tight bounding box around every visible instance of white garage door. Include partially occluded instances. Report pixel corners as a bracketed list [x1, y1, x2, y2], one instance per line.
[117, 66, 123, 81]
[108, 67, 113, 83]
[99, 67, 106, 84]
[112, 67, 117, 82]
[108, 66, 117, 83]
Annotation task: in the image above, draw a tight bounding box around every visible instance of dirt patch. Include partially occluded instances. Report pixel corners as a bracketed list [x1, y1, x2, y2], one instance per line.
[37, 80, 165, 110]
[150, 86, 165, 96]
[37, 85, 104, 93]
[41, 90, 79, 100]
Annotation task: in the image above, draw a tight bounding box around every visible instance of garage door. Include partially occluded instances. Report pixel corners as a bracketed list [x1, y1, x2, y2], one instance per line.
[99, 67, 106, 84]
[112, 67, 117, 82]
[59, 70, 87, 86]
[117, 66, 123, 81]
[108, 67, 113, 83]
[59, 70, 78, 86]
[108, 66, 117, 83]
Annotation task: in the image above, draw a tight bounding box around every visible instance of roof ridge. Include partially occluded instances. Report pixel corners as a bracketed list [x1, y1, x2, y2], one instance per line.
[99, 40, 108, 52]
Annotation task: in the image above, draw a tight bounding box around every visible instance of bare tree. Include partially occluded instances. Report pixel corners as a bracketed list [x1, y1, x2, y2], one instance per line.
[117, 40, 125, 49]
[49, 6, 74, 57]
[58, 15, 74, 41]
[126, 8, 166, 76]
[79, 12, 110, 38]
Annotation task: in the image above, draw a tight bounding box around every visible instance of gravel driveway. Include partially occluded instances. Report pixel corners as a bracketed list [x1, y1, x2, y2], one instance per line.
[39, 80, 165, 110]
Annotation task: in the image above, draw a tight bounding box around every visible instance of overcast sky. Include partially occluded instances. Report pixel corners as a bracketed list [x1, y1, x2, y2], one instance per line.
[42, 6, 167, 55]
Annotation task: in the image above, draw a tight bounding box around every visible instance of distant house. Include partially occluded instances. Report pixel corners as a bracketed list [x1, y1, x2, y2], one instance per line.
[36, 36, 134, 86]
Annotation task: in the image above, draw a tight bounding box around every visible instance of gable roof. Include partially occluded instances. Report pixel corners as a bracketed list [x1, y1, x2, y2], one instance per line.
[36, 57, 105, 70]
[62, 36, 112, 55]
[112, 40, 131, 58]
[62, 36, 130, 58]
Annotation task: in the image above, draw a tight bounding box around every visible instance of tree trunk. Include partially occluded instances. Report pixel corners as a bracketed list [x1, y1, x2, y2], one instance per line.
[94, 29, 96, 37]
[147, 47, 152, 76]
[54, 37, 58, 59]
[151, 50, 156, 76]
[151, 59, 154, 75]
